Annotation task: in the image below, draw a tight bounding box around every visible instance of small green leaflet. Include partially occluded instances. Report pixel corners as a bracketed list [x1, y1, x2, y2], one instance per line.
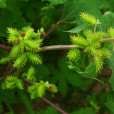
[83, 63, 97, 79]
[64, 24, 85, 33]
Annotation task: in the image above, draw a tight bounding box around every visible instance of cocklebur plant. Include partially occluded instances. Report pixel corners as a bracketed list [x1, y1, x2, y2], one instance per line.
[0, 27, 57, 99]
[0, 27, 42, 67]
[67, 13, 113, 73]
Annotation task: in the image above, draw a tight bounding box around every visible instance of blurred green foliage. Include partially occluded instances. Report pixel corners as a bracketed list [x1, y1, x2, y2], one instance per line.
[0, 0, 114, 113]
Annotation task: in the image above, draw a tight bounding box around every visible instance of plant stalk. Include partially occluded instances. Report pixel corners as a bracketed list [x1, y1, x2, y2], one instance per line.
[0, 38, 114, 52]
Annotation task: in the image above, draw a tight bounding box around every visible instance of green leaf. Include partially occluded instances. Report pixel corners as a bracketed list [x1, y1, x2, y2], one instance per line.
[0, 0, 6, 8]
[64, 24, 85, 33]
[39, 106, 59, 114]
[42, 0, 65, 5]
[47, 58, 90, 95]
[72, 108, 96, 114]
[82, 63, 97, 79]
[0, 104, 3, 113]
[105, 91, 114, 113]
[106, 53, 114, 91]
[59, 79, 67, 96]
[19, 90, 35, 114]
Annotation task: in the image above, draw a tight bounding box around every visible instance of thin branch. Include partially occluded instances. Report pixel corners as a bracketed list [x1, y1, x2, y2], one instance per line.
[100, 38, 114, 42]
[6, 67, 15, 75]
[60, 7, 65, 21]
[90, 54, 94, 62]
[42, 6, 65, 40]
[42, 21, 62, 40]
[41, 97, 68, 114]
[61, 21, 76, 25]
[3, 61, 12, 78]
[38, 45, 78, 52]
[0, 38, 114, 52]
[22, 78, 68, 114]
[0, 44, 11, 51]
[22, 78, 35, 85]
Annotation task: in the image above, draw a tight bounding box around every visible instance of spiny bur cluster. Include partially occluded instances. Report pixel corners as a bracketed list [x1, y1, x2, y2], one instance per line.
[0, 27, 42, 68]
[2, 76, 23, 89]
[0, 26, 57, 99]
[80, 12, 100, 25]
[67, 13, 113, 72]
[28, 81, 57, 99]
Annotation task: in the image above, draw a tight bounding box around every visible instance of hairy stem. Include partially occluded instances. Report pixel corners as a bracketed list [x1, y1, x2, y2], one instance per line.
[38, 45, 78, 52]
[22, 78, 68, 114]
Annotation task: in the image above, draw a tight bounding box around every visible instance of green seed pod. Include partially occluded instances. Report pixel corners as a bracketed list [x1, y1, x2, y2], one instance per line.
[40, 27, 44, 33]
[92, 42, 101, 49]
[28, 85, 37, 99]
[8, 36, 18, 43]
[80, 13, 97, 25]
[99, 48, 111, 58]
[27, 66, 36, 82]
[67, 49, 80, 61]
[37, 85, 45, 97]
[27, 52, 42, 64]
[82, 29, 93, 38]
[32, 33, 41, 39]
[7, 28, 20, 37]
[13, 53, 27, 68]
[89, 32, 106, 44]
[10, 45, 21, 58]
[2, 76, 23, 89]
[48, 84, 57, 93]
[94, 54, 103, 72]
[71, 35, 88, 47]
[24, 27, 34, 40]
[86, 46, 97, 55]
[25, 40, 41, 50]
[108, 27, 114, 38]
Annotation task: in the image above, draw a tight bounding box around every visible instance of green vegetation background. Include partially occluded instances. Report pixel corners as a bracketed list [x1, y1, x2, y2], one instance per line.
[0, 0, 114, 113]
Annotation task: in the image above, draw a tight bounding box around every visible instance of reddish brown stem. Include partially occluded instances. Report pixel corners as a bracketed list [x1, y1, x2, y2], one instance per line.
[42, 21, 62, 40]
[3, 61, 12, 78]
[41, 97, 68, 114]
[60, 7, 65, 21]
[90, 54, 94, 62]
[6, 67, 15, 75]
[0, 44, 11, 51]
